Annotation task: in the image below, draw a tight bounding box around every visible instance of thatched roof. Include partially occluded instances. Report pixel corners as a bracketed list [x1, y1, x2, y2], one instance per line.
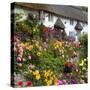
[75, 22, 83, 30]
[54, 18, 65, 29]
[14, 2, 87, 23]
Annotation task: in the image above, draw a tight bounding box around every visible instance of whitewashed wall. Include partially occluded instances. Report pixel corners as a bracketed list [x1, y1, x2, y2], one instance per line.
[14, 7, 88, 41]
[43, 12, 88, 35]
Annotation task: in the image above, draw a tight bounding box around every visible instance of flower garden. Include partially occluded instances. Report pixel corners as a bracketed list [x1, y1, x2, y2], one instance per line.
[12, 13, 88, 87]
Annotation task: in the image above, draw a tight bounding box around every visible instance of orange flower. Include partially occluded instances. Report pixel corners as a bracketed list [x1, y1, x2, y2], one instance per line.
[26, 45, 33, 51]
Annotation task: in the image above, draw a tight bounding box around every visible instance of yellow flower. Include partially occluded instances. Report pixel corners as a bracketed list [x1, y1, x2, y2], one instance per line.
[33, 28, 36, 32]
[48, 70, 51, 73]
[38, 46, 42, 51]
[43, 70, 46, 73]
[44, 48, 46, 51]
[44, 71, 50, 78]
[84, 59, 87, 62]
[54, 40, 62, 49]
[45, 79, 48, 82]
[54, 78, 58, 82]
[54, 78, 58, 85]
[29, 70, 32, 73]
[50, 77, 54, 80]
[79, 60, 84, 66]
[44, 72, 47, 78]
[55, 45, 59, 49]
[50, 72, 53, 76]
[20, 43, 25, 47]
[33, 70, 39, 75]
[18, 63, 23, 68]
[37, 52, 41, 56]
[53, 75, 56, 78]
[35, 74, 40, 80]
[35, 41, 39, 47]
[47, 80, 52, 86]
[54, 82, 58, 85]
[82, 67, 86, 70]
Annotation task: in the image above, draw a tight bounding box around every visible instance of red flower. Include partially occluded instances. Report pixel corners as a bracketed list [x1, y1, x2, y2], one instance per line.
[17, 80, 23, 87]
[26, 81, 32, 87]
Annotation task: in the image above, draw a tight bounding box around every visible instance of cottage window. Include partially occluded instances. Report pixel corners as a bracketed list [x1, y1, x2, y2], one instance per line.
[48, 13, 53, 22]
[40, 11, 45, 20]
[70, 20, 74, 25]
[82, 23, 85, 27]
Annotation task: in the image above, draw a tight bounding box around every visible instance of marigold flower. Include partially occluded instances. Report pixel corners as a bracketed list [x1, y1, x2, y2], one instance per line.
[26, 45, 33, 51]
[54, 40, 63, 49]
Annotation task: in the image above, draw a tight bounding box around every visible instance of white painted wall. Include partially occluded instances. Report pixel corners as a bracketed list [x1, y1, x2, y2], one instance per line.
[42, 12, 88, 41]
[43, 12, 88, 35]
[14, 7, 88, 41]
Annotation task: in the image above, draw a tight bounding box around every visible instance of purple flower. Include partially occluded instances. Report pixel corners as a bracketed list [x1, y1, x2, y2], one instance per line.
[65, 73, 70, 78]
[71, 79, 77, 84]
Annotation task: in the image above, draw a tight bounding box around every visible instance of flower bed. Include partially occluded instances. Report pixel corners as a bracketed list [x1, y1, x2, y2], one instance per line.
[12, 13, 88, 87]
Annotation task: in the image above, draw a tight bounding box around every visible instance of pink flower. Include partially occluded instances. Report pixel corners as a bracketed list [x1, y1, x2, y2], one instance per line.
[19, 47, 23, 52]
[29, 64, 35, 69]
[63, 80, 67, 84]
[57, 80, 63, 85]
[17, 57, 22, 63]
[18, 47, 23, 54]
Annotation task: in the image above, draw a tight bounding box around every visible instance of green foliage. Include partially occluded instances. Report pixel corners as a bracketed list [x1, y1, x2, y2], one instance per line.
[79, 33, 88, 59]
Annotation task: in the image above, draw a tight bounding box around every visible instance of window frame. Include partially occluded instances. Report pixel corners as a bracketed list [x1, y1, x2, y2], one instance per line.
[48, 13, 53, 22]
[70, 19, 74, 25]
